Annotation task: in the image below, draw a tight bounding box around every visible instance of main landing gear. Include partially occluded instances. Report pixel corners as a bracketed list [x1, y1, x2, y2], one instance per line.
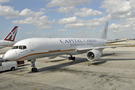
[31, 59, 38, 72]
[69, 55, 75, 60]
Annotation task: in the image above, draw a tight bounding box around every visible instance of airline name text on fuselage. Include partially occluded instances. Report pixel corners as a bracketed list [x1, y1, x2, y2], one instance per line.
[60, 39, 97, 44]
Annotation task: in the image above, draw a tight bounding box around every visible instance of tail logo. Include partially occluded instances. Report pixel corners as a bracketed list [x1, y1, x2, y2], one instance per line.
[4, 26, 18, 41]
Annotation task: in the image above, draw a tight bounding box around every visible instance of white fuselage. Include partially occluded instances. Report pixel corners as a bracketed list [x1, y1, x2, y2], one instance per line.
[4, 38, 107, 61]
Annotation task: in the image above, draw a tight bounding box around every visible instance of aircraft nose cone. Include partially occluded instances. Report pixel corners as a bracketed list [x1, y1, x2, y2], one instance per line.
[3, 50, 16, 60]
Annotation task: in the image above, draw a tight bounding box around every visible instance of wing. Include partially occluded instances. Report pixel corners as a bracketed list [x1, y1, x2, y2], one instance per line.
[76, 44, 135, 52]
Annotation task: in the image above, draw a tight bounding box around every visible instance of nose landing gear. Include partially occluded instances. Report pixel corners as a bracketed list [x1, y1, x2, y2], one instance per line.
[31, 68, 38, 72]
[31, 59, 38, 72]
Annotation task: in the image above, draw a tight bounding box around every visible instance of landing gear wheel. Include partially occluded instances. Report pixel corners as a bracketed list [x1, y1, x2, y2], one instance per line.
[72, 57, 75, 60]
[31, 59, 38, 72]
[31, 68, 38, 72]
[68, 56, 75, 60]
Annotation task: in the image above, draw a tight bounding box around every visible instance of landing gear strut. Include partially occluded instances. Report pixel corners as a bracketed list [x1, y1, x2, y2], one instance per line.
[31, 59, 38, 72]
[69, 55, 75, 60]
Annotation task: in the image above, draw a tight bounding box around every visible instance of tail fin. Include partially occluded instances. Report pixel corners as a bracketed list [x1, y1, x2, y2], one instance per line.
[4, 26, 18, 41]
[100, 22, 108, 40]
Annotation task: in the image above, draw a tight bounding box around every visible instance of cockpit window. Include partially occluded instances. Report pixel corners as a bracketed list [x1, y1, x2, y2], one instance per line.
[12, 46, 18, 49]
[19, 46, 23, 49]
[23, 46, 27, 49]
[12, 45, 27, 49]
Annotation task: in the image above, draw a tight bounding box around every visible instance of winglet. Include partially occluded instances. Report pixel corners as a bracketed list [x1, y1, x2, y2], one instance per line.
[4, 26, 18, 41]
[100, 22, 108, 40]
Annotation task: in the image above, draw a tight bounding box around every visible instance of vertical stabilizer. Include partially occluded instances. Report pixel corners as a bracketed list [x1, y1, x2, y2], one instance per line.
[4, 26, 18, 41]
[100, 22, 108, 40]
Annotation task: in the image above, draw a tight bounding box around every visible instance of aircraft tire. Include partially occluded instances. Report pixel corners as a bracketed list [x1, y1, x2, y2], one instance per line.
[69, 57, 75, 60]
[31, 68, 38, 72]
[72, 57, 75, 60]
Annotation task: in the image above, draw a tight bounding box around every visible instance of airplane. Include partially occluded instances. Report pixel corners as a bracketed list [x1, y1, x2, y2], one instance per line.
[3, 22, 134, 72]
[0, 26, 18, 49]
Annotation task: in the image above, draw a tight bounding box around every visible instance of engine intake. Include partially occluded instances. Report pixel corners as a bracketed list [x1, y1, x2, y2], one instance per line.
[87, 50, 102, 61]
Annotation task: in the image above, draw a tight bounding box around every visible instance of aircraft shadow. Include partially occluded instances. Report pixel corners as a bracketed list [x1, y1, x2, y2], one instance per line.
[91, 60, 107, 65]
[101, 52, 135, 61]
[100, 58, 135, 61]
[0, 66, 28, 73]
[38, 58, 88, 72]
[35, 53, 135, 72]
[102, 53, 115, 57]
[50, 59, 67, 62]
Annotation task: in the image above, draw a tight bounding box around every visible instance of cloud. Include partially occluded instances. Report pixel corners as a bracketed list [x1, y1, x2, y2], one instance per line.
[0, 5, 44, 19]
[0, 4, 53, 29]
[58, 16, 81, 24]
[130, 0, 135, 9]
[20, 8, 44, 17]
[65, 23, 85, 28]
[72, 30, 89, 38]
[108, 18, 135, 40]
[65, 21, 102, 28]
[12, 16, 55, 29]
[25, 32, 33, 35]
[56, 6, 78, 13]
[0, 5, 19, 18]
[74, 7, 103, 17]
[109, 23, 131, 32]
[101, 0, 131, 14]
[0, 0, 10, 4]
[101, 0, 135, 19]
[58, 16, 107, 28]
[109, 17, 135, 32]
[58, 29, 67, 32]
[46, 0, 91, 7]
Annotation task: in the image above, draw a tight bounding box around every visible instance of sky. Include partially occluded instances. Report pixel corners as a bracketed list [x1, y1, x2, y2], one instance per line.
[0, 0, 135, 41]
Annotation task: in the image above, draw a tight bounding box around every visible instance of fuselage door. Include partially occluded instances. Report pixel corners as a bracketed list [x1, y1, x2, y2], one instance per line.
[29, 42, 34, 51]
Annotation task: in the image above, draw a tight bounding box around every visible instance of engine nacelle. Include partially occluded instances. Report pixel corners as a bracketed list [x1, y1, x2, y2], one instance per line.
[86, 50, 102, 61]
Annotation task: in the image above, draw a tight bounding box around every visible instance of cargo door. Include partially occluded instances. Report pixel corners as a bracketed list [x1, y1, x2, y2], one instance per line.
[29, 42, 34, 51]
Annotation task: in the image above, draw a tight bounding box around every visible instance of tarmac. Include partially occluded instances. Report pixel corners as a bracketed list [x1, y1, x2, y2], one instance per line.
[1, 46, 135, 90]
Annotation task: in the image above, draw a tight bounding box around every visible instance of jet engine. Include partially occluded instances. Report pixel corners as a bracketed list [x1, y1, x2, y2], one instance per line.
[86, 50, 102, 61]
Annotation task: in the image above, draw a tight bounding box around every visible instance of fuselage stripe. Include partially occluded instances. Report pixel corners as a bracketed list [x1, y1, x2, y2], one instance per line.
[15, 49, 76, 61]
